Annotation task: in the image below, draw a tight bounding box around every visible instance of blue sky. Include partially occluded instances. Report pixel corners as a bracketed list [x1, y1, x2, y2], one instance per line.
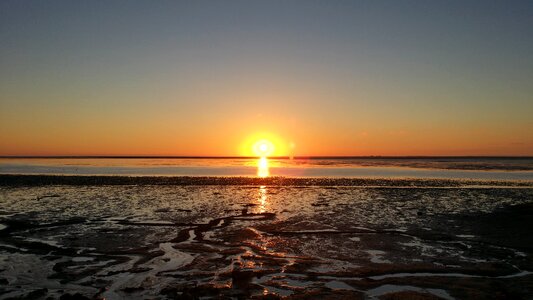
[1, 1, 532, 155]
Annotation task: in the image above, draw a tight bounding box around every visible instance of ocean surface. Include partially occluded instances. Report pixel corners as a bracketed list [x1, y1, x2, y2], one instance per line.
[0, 157, 532, 180]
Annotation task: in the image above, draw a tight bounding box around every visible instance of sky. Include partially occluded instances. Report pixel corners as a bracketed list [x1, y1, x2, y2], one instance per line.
[1, 1, 532, 156]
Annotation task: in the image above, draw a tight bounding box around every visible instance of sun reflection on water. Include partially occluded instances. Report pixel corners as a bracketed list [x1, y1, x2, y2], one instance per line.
[257, 157, 269, 178]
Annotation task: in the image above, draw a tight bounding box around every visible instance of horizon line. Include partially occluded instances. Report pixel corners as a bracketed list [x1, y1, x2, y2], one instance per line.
[1, 155, 532, 159]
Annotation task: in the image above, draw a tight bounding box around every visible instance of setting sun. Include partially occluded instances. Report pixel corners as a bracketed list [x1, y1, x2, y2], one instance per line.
[240, 133, 288, 157]
[253, 139, 274, 177]
[253, 140, 275, 157]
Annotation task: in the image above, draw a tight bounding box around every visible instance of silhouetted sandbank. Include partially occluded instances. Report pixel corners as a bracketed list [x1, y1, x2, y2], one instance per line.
[1, 174, 532, 187]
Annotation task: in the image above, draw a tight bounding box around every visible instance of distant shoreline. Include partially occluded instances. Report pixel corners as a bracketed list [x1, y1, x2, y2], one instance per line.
[1, 174, 531, 187]
[1, 156, 532, 159]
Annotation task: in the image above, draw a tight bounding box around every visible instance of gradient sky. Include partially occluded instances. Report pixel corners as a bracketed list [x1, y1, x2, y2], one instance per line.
[1, 1, 532, 156]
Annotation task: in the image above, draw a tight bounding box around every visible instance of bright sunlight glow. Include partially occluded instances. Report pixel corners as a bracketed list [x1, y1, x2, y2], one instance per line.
[239, 132, 288, 157]
[253, 139, 275, 157]
[257, 157, 270, 178]
[253, 139, 273, 178]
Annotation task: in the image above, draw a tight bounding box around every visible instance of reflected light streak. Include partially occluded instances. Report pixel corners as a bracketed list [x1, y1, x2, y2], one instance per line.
[257, 156, 269, 178]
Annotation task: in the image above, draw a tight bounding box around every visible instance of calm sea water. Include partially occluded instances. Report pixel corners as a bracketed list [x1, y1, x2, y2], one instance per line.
[1, 157, 532, 180]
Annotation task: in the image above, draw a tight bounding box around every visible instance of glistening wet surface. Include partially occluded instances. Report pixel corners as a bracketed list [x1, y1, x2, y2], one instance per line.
[0, 179, 532, 299]
[1, 157, 533, 180]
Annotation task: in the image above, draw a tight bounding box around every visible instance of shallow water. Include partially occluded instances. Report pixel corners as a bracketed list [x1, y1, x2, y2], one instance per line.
[1, 157, 533, 180]
[0, 180, 532, 299]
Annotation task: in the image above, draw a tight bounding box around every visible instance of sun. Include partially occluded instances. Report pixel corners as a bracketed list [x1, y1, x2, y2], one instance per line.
[239, 132, 288, 157]
[253, 139, 275, 157]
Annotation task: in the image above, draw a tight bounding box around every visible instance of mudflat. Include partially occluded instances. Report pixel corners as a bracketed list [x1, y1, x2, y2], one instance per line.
[0, 176, 532, 299]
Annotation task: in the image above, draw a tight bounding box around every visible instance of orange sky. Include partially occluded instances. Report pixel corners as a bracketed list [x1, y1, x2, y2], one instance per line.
[1, 105, 531, 156]
[1, 2, 532, 156]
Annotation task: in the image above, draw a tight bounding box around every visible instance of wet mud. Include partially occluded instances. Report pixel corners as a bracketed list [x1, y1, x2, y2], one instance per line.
[0, 178, 532, 299]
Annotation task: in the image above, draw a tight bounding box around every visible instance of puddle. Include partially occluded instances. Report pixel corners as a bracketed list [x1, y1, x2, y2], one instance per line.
[366, 284, 455, 300]
[325, 280, 355, 290]
[72, 257, 94, 262]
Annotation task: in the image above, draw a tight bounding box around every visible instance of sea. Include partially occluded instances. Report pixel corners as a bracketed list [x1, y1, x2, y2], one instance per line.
[0, 157, 532, 180]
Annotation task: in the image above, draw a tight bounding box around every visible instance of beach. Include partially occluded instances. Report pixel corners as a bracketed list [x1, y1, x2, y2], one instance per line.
[3, 1, 533, 298]
[1, 173, 532, 299]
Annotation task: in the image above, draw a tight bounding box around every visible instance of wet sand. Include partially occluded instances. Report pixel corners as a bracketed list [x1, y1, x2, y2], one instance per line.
[0, 176, 532, 299]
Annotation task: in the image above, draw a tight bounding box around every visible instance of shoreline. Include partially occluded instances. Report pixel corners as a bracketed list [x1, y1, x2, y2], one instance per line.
[1, 174, 532, 187]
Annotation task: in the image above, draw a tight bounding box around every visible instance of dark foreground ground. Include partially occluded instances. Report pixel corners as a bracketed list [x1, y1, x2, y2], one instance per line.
[0, 176, 532, 299]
